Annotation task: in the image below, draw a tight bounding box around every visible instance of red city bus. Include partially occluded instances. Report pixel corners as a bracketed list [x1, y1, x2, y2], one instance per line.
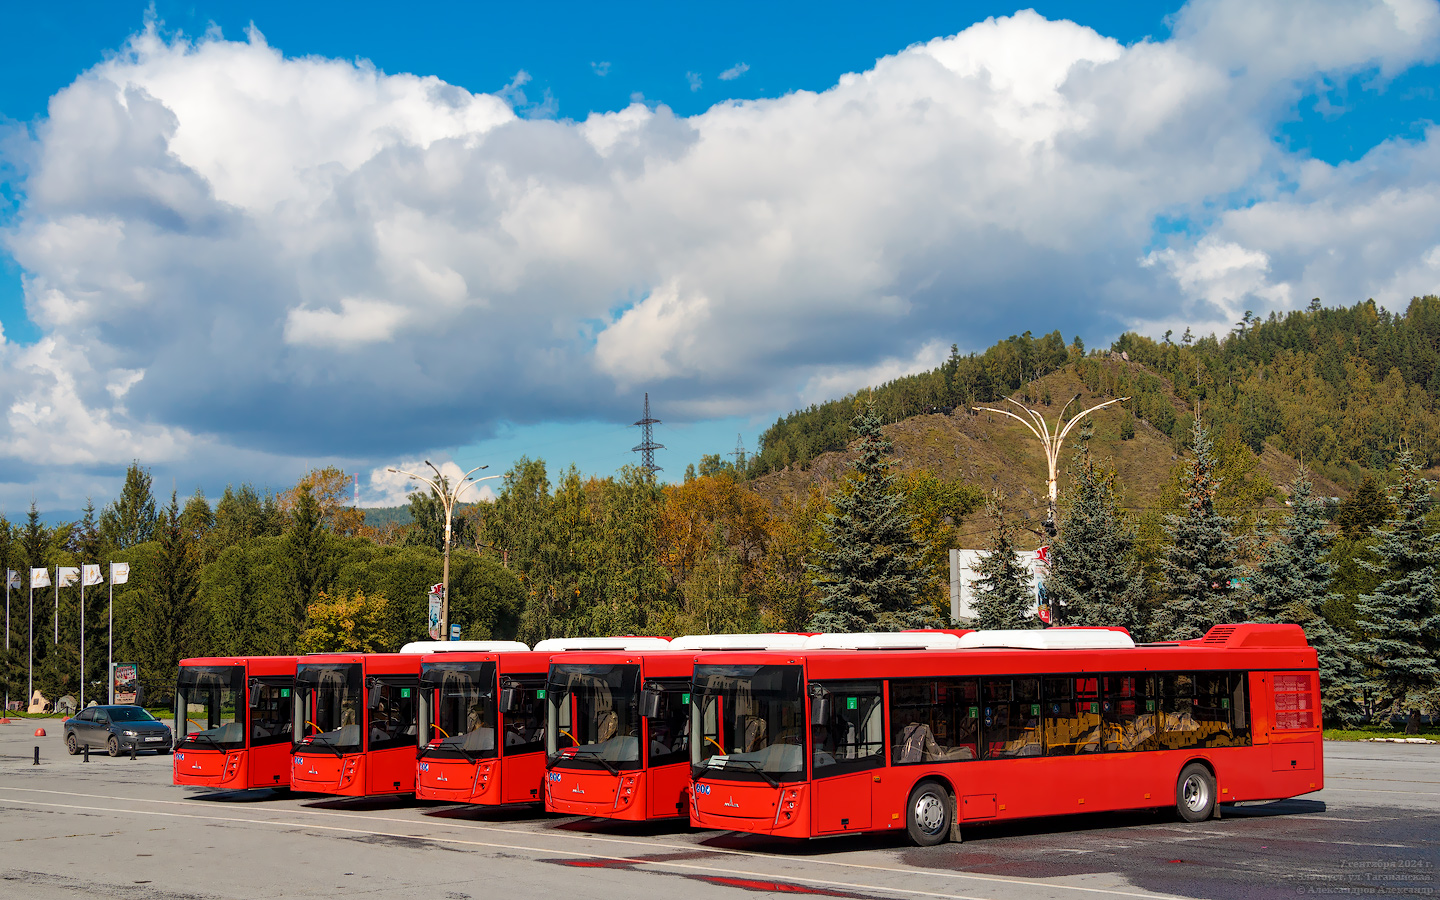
[543, 635, 810, 822]
[173, 656, 299, 791]
[413, 643, 544, 805]
[290, 651, 431, 797]
[689, 624, 1323, 845]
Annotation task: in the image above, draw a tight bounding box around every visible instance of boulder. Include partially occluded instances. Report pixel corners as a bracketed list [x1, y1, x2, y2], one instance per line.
[27, 690, 51, 714]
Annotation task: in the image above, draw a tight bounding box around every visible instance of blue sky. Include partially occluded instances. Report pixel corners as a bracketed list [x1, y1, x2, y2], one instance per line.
[1, 0, 1438, 512]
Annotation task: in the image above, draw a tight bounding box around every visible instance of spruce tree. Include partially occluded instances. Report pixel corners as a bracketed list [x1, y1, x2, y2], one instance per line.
[130, 492, 200, 688]
[284, 485, 330, 641]
[1153, 416, 1247, 641]
[1046, 446, 1146, 637]
[1250, 469, 1360, 724]
[969, 501, 1037, 630]
[99, 462, 157, 550]
[807, 402, 931, 633]
[1355, 451, 1440, 733]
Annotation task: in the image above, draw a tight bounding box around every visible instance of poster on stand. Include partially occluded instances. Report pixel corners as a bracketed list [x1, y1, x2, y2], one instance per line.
[113, 663, 139, 705]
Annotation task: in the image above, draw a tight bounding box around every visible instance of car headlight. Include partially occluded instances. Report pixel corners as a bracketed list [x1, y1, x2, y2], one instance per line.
[123, 730, 138, 737]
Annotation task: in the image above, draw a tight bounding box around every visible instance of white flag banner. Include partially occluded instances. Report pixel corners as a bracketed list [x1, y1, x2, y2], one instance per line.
[110, 562, 130, 585]
[5, 569, 18, 589]
[82, 564, 103, 586]
[56, 567, 80, 587]
[30, 568, 50, 588]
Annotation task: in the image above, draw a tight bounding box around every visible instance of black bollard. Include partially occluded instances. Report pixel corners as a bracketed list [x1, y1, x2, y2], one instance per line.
[83, 744, 89, 762]
[130, 743, 137, 761]
[33, 746, 39, 765]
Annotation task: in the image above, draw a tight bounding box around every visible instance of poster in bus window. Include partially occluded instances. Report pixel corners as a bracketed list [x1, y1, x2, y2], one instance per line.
[113, 663, 139, 705]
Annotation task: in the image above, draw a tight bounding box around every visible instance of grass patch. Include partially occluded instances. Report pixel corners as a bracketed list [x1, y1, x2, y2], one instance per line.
[1324, 726, 1440, 741]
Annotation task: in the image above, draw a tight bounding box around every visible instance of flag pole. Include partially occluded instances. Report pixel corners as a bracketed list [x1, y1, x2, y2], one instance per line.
[53, 570, 58, 645]
[4, 576, 9, 713]
[80, 575, 85, 709]
[108, 572, 114, 705]
[27, 578, 33, 706]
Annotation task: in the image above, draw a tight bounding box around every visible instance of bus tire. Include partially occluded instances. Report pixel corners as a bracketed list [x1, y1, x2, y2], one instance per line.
[906, 780, 952, 846]
[1175, 763, 1215, 823]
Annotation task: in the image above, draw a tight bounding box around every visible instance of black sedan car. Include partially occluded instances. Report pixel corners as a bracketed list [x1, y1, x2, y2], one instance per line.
[64, 705, 173, 756]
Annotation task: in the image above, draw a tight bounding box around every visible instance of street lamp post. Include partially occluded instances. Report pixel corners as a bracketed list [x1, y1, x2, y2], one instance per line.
[386, 462, 501, 640]
[975, 394, 1130, 535]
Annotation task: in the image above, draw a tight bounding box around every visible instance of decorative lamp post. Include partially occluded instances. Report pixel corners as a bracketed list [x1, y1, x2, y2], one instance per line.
[386, 461, 500, 640]
[975, 394, 1130, 536]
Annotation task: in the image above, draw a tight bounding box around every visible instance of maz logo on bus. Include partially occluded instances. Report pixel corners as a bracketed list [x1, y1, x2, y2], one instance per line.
[695, 784, 712, 795]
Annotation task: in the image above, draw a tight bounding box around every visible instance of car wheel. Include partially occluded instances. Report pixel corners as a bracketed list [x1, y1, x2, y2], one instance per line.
[107, 735, 121, 758]
[1176, 762, 1216, 823]
[65, 732, 79, 755]
[905, 780, 952, 847]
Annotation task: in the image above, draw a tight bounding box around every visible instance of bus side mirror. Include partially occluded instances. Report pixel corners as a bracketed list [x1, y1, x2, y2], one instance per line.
[249, 683, 262, 708]
[500, 687, 518, 713]
[639, 686, 663, 719]
[809, 686, 829, 726]
[368, 681, 383, 710]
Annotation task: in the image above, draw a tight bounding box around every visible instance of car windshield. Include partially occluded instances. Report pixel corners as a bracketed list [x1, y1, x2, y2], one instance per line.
[176, 665, 246, 750]
[420, 661, 498, 760]
[692, 664, 806, 782]
[294, 663, 363, 754]
[546, 664, 641, 771]
[108, 707, 159, 723]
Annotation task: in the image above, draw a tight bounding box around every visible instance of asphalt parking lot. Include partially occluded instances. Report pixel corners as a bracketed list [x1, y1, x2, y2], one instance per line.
[0, 722, 1435, 900]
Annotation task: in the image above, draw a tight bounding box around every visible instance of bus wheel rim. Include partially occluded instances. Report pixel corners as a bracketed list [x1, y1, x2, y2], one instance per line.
[914, 792, 946, 833]
[1182, 775, 1208, 811]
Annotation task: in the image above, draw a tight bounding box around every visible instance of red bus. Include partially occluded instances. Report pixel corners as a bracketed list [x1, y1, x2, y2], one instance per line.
[543, 635, 809, 822]
[290, 650, 434, 797]
[414, 640, 567, 805]
[688, 624, 1322, 845]
[173, 656, 299, 791]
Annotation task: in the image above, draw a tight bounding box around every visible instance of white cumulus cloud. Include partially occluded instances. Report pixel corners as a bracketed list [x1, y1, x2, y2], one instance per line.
[1, 1, 1439, 508]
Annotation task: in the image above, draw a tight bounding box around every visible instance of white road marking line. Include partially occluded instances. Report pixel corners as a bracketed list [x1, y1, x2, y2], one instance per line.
[0, 796, 1186, 900]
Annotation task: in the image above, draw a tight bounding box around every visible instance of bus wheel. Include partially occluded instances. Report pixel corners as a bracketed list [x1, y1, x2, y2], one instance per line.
[1175, 763, 1215, 823]
[906, 780, 951, 846]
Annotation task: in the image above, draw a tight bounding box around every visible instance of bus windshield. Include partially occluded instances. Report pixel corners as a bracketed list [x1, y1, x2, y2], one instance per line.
[293, 663, 363, 755]
[691, 664, 806, 783]
[176, 665, 247, 751]
[420, 661, 498, 760]
[546, 664, 641, 771]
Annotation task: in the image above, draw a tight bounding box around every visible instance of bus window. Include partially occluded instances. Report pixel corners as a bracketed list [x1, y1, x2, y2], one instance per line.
[1195, 672, 1249, 747]
[1272, 672, 1314, 731]
[644, 681, 691, 767]
[1042, 676, 1101, 756]
[368, 681, 419, 752]
[982, 677, 1041, 759]
[812, 681, 884, 777]
[889, 679, 979, 764]
[501, 678, 546, 756]
[250, 683, 293, 747]
[1159, 673, 1200, 749]
[1101, 674, 1156, 752]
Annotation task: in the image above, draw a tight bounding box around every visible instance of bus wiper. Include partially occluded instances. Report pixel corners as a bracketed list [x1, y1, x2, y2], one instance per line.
[720, 757, 780, 788]
[184, 731, 223, 751]
[303, 735, 345, 758]
[567, 748, 619, 775]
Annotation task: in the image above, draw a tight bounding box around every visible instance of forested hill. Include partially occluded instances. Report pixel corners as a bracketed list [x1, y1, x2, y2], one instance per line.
[743, 297, 1440, 489]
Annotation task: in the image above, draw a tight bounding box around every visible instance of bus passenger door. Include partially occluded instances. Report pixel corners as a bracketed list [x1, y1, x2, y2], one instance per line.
[810, 681, 884, 833]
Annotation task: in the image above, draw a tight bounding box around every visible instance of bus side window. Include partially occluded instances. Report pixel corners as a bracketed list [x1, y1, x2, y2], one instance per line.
[982, 677, 1041, 759]
[890, 679, 979, 765]
[1101, 673, 1155, 752]
[812, 681, 884, 778]
[1195, 672, 1249, 747]
[1043, 676, 1101, 756]
[1159, 673, 1200, 749]
[502, 679, 547, 756]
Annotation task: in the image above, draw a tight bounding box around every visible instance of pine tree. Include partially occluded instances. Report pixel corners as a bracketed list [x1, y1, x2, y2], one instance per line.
[284, 485, 330, 642]
[1355, 451, 1440, 733]
[969, 501, 1037, 630]
[1250, 469, 1360, 724]
[129, 493, 200, 690]
[807, 402, 931, 633]
[1046, 446, 1146, 637]
[1153, 416, 1247, 641]
[99, 463, 158, 550]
